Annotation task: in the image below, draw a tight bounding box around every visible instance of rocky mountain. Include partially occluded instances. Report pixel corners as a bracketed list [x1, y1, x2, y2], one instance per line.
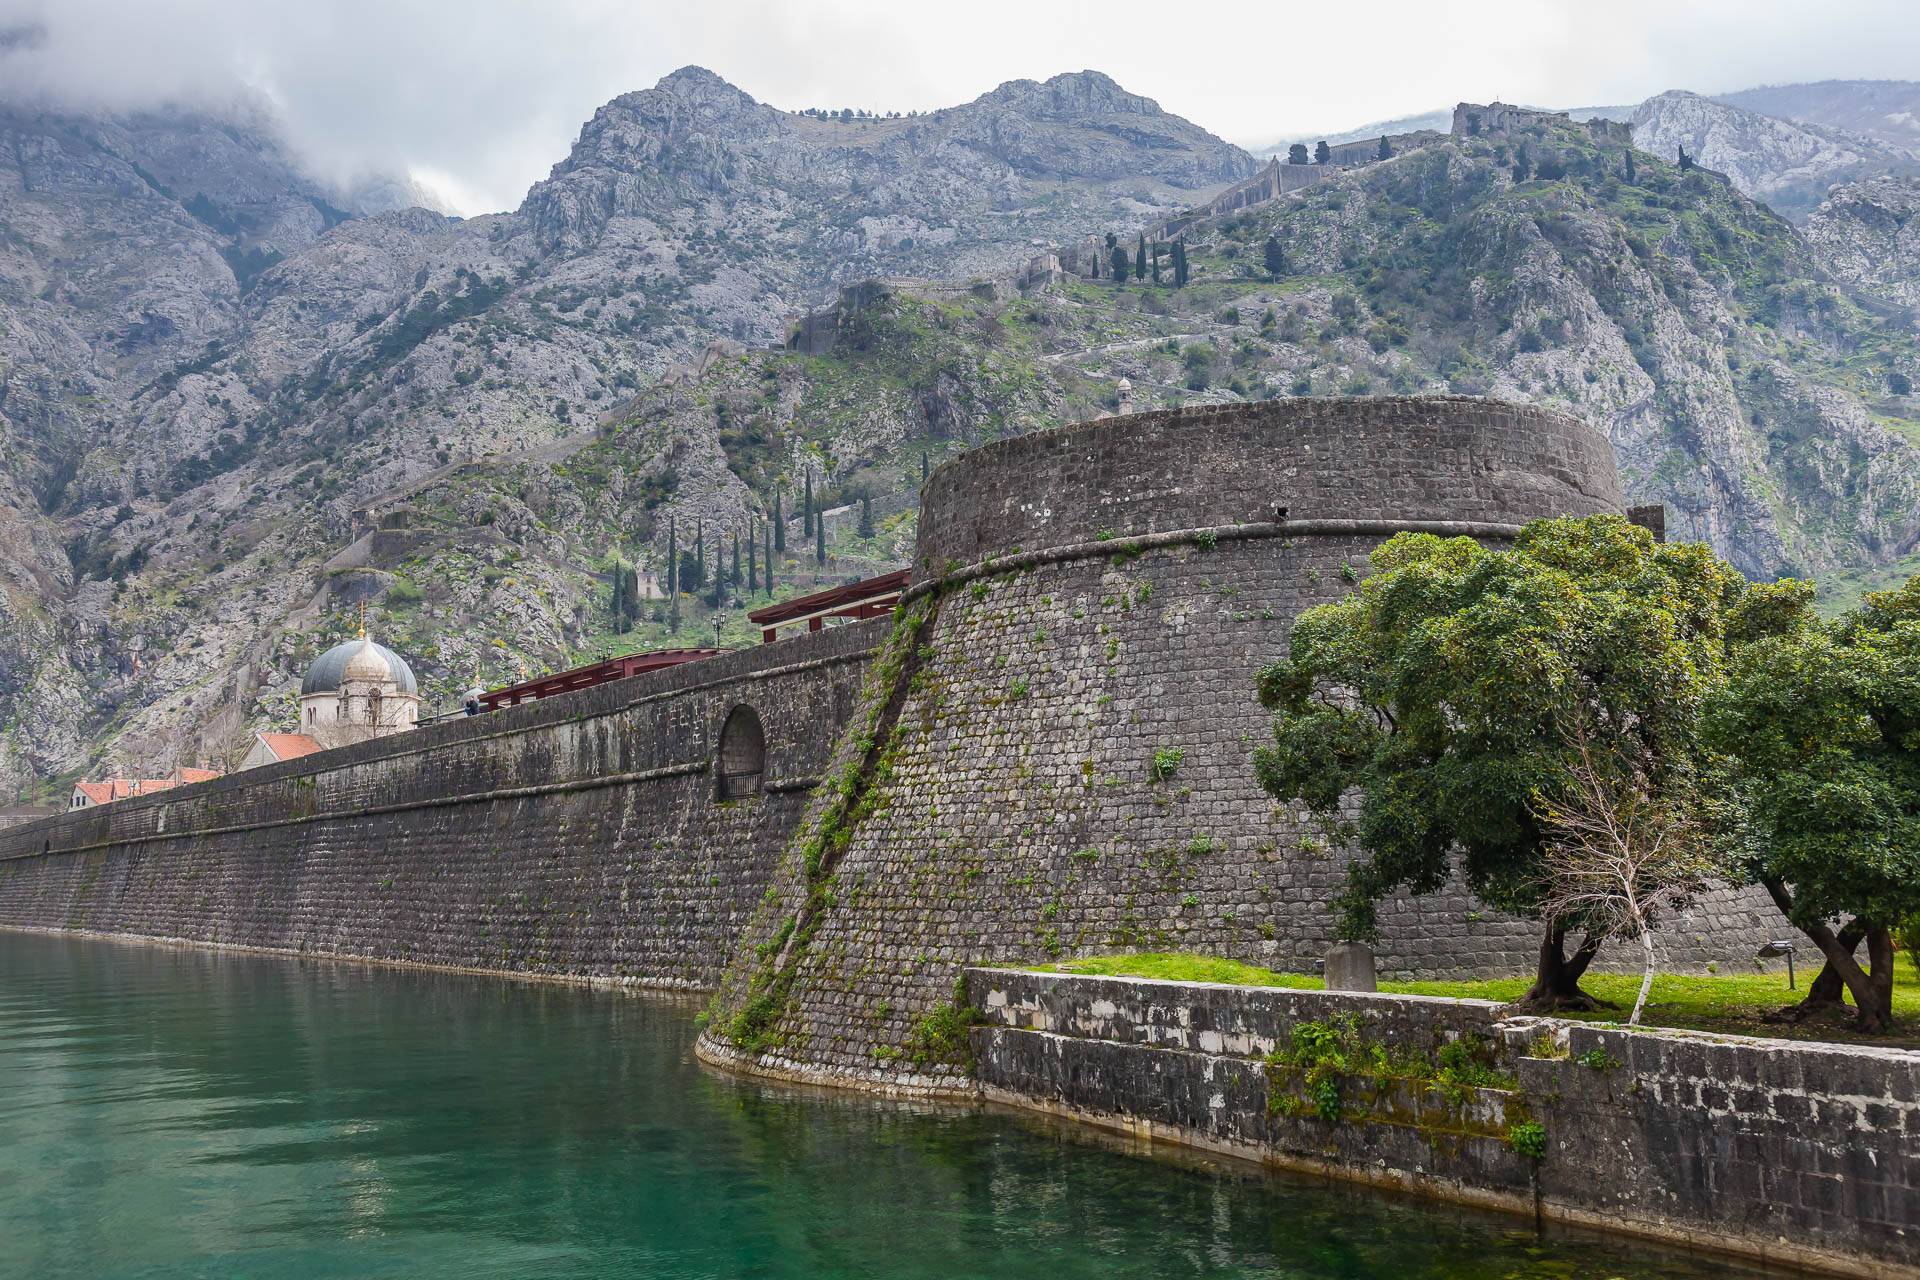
[2, 76, 1918, 801]
[1806, 175, 1920, 308]
[0, 66, 1255, 793]
[1716, 80, 1920, 153]
[1627, 90, 1920, 221]
[527, 66, 1253, 289]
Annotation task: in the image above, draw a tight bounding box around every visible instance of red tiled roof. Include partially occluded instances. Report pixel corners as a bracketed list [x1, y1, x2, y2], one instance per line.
[72, 778, 183, 805]
[255, 733, 323, 761]
[170, 767, 224, 783]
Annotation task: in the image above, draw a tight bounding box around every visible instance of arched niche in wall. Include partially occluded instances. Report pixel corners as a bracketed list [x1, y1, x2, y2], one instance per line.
[717, 704, 766, 800]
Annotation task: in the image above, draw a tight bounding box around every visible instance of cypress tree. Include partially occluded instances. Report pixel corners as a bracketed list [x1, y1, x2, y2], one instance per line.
[1110, 245, 1129, 280]
[1134, 235, 1146, 281]
[1377, 134, 1392, 161]
[1625, 149, 1636, 183]
[696, 521, 704, 575]
[859, 493, 874, 539]
[731, 530, 742, 586]
[667, 518, 680, 632]
[1151, 244, 1162, 284]
[920, 452, 929, 484]
[773, 491, 785, 552]
[1315, 140, 1331, 165]
[747, 526, 757, 593]
[803, 474, 814, 537]
[764, 519, 775, 597]
[815, 509, 827, 564]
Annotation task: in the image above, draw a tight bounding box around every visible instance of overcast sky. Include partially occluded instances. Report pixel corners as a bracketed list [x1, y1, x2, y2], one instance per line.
[1, 0, 1914, 215]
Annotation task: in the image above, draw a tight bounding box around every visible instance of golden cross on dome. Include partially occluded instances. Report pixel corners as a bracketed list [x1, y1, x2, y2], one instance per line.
[358, 601, 367, 640]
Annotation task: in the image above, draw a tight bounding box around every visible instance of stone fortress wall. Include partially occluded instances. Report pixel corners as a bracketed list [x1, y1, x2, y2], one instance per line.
[0, 623, 883, 986]
[698, 397, 1787, 1093]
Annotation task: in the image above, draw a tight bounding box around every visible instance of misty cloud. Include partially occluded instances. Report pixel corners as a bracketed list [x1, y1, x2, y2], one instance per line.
[0, 0, 1915, 216]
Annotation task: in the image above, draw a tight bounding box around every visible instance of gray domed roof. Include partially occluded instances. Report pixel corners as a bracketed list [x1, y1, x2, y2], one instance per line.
[301, 638, 418, 697]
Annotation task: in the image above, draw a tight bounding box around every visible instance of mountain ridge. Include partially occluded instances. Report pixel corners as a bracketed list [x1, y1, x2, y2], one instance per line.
[2, 71, 1919, 800]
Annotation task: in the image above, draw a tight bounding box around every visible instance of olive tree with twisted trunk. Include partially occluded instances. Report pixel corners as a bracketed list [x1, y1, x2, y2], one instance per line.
[1253, 515, 1744, 1012]
[1703, 577, 1920, 1033]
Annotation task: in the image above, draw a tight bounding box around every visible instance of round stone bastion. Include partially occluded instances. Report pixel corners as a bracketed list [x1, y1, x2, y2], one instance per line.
[910, 395, 1625, 578]
[705, 396, 1784, 1093]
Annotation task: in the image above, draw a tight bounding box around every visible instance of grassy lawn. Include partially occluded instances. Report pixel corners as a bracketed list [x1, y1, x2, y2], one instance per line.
[1029, 952, 1920, 1047]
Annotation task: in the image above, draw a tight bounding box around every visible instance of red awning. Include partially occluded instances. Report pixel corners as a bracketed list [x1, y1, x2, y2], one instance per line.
[747, 570, 908, 641]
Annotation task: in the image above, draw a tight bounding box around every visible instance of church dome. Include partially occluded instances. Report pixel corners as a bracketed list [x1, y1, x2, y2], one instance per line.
[301, 638, 419, 697]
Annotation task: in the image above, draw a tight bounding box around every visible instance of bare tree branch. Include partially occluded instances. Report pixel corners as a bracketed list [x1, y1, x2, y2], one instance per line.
[1533, 714, 1711, 1025]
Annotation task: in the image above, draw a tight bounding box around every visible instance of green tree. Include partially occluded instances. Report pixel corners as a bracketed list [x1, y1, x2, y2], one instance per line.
[1702, 578, 1920, 1032]
[763, 519, 775, 598]
[1151, 243, 1162, 284]
[1253, 516, 1744, 1010]
[815, 508, 827, 564]
[1110, 245, 1130, 280]
[773, 491, 786, 553]
[731, 531, 742, 586]
[803, 474, 814, 537]
[1172, 239, 1189, 287]
[747, 526, 758, 594]
[677, 548, 705, 594]
[1890, 371, 1912, 396]
[1315, 140, 1331, 165]
[1512, 145, 1532, 182]
[1677, 144, 1695, 172]
[1263, 236, 1286, 280]
[667, 517, 680, 632]
[859, 493, 875, 539]
[1287, 143, 1310, 165]
[920, 452, 930, 484]
[1377, 135, 1393, 161]
[1624, 149, 1637, 184]
[1134, 235, 1147, 281]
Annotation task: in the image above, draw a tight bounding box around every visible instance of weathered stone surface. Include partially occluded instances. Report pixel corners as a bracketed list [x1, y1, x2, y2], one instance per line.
[702, 398, 1785, 1092]
[970, 968, 1920, 1278]
[1324, 941, 1376, 991]
[0, 622, 882, 986]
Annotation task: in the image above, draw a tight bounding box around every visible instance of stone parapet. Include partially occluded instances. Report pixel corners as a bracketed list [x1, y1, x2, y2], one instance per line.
[968, 968, 1920, 1280]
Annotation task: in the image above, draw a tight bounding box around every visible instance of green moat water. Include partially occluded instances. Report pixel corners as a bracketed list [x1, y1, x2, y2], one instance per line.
[0, 932, 1768, 1279]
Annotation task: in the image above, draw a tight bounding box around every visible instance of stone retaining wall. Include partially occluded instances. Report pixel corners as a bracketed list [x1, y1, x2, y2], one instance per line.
[968, 968, 1920, 1280]
[0, 621, 884, 986]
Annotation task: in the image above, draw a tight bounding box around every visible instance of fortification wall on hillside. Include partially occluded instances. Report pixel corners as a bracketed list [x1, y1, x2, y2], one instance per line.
[0, 622, 883, 986]
[700, 397, 1787, 1094]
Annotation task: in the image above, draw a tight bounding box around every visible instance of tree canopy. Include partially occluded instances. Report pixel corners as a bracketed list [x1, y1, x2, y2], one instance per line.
[1253, 515, 1745, 1007]
[1702, 577, 1920, 1030]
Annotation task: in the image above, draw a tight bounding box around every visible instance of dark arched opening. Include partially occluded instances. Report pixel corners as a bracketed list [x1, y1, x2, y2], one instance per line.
[717, 705, 766, 800]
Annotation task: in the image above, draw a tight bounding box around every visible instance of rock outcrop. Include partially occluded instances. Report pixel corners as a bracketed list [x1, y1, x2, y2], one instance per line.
[1807, 175, 1920, 308]
[1628, 90, 1920, 221]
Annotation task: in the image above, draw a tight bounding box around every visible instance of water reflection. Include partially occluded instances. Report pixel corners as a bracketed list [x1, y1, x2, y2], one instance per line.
[0, 932, 1767, 1279]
